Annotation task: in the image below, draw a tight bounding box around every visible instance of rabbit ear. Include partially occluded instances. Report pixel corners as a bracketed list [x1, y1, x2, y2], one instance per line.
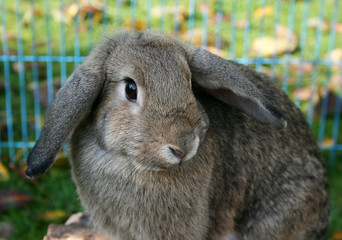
[185, 45, 287, 128]
[26, 44, 110, 179]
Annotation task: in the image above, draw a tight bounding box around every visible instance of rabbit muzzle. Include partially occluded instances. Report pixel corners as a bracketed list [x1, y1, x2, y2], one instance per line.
[160, 134, 200, 167]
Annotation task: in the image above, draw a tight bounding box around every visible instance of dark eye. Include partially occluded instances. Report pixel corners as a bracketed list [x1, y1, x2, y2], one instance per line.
[125, 78, 137, 101]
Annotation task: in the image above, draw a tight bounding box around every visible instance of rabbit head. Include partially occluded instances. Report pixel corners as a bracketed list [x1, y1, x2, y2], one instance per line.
[89, 34, 209, 171]
[26, 30, 286, 178]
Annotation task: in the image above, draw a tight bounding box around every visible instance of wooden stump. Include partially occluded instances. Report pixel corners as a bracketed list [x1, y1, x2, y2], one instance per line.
[43, 213, 109, 240]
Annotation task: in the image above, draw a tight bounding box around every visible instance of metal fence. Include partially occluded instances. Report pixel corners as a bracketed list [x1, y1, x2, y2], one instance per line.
[0, 0, 341, 164]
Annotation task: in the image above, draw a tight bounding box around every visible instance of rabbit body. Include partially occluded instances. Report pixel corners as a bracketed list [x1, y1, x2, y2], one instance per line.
[26, 31, 329, 240]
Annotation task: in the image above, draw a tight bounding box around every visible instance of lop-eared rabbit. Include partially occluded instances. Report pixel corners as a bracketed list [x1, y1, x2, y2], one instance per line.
[26, 30, 329, 240]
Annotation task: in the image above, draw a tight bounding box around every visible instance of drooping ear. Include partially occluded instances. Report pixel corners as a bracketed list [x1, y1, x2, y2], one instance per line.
[182, 44, 287, 128]
[26, 41, 113, 179]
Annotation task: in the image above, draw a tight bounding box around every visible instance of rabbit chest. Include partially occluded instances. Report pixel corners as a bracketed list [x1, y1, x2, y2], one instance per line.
[69, 128, 214, 239]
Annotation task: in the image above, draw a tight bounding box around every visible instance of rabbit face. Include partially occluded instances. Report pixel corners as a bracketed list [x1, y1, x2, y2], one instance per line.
[94, 42, 209, 171]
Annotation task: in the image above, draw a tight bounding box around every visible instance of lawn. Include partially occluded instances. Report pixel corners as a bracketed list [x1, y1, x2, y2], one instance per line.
[0, 0, 341, 239]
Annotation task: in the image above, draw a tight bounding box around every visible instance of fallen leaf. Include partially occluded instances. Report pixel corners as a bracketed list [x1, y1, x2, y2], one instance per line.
[293, 86, 325, 103]
[327, 49, 342, 73]
[289, 62, 314, 75]
[250, 36, 298, 57]
[14, 148, 26, 162]
[321, 138, 335, 147]
[29, 79, 61, 108]
[333, 232, 342, 240]
[327, 48, 342, 62]
[79, 4, 103, 22]
[330, 74, 342, 94]
[12, 61, 45, 73]
[327, 48, 342, 71]
[0, 124, 7, 141]
[81, 4, 101, 14]
[27, 115, 45, 130]
[0, 113, 7, 139]
[293, 87, 312, 101]
[37, 210, 68, 222]
[150, 5, 165, 18]
[51, 8, 72, 24]
[0, 189, 31, 211]
[315, 91, 342, 116]
[199, 2, 210, 14]
[253, 6, 274, 19]
[0, 49, 17, 55]
[307, 17, 330, 32]
[65, 3, 79, 19]
[8, 162, 38, 183]
[335, 23, 342, 34]
[33, 8, 43, 18]
[151, 5, 188, 22]
[93, 11, 103, 23]
[11, 62, 24, 73]
[179, 28, 217, 47]
[5, 34, 17, 43]
[276, 25, 298, 40]
[78, 0, 104, 9]
[221, 14, 231, 22]
[0, 222, 14, 239]
[235, 19, 248, 29]
[204, 46, 227, 58]
[54, 153, 69, 168]
[0, 162, 9, 182]
[123, 20, 147, 31]
[0, 77, 4, 91]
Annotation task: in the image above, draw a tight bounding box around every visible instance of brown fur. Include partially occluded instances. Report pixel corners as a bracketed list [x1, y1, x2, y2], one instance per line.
[26, 30, 329, 240]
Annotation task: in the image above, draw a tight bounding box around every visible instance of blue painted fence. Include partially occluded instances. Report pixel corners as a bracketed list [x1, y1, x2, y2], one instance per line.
[0, 0, 341, 164]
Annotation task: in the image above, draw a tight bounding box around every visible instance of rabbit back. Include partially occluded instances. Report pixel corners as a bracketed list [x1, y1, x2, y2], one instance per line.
[197, 68, 329, 239]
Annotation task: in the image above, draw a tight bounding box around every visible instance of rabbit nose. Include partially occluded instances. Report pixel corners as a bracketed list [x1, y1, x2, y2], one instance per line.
[169, 147, 186, 161]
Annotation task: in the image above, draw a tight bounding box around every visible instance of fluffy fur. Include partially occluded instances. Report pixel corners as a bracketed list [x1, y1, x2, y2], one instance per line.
[26, 30, 329, 240]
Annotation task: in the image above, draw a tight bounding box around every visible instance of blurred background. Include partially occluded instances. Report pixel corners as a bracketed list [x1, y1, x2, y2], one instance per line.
[0, 0, 341, 239]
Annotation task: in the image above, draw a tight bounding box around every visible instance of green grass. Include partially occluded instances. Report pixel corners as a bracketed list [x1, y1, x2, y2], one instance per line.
[327, 155, 342, 239]
[0, 162, 82, 240]
[0, 0, 341, 239]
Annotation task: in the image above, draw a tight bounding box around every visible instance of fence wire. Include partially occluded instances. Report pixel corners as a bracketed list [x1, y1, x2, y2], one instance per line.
[0, 0, 341, 163]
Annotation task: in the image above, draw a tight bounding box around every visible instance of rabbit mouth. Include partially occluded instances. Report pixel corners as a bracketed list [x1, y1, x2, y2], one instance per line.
[159, 135, 200, 167]
[130, 135, 201, 172]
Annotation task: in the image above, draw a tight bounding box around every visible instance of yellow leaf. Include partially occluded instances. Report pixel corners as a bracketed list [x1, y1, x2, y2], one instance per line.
[289, 62, 314, 75]
[321, 138, 335, 147]
[37, 210, 67, 221]
[179, 28, 217, 48]
[333, 232, 342, 240]
[51, 8, 72, 24]
[336, 23, 342, 34]
[93, 11, 103, 23]
[33, 9, 43, 18]
[66, 3, 79, 18]
[251, 36, 298, 58]
[123, 20, 147, 31]
[307, 17, 330, 32]
[54, 153, 69, 168]
[151, 5, 188, 21]
[0, 161, 9, 182]
[253, 6, 274, 19]
[330, 74, 342, 94]
[205, 46, 227, 58]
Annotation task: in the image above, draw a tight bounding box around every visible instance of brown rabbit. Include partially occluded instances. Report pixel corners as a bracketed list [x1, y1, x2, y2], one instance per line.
[26, 30, 329, 240]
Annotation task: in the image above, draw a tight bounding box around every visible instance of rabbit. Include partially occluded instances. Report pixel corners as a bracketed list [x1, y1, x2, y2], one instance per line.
[26, 30, 329, 240]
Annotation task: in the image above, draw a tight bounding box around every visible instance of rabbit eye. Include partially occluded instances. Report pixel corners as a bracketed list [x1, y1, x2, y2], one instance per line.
[125, 78, 137, 101]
